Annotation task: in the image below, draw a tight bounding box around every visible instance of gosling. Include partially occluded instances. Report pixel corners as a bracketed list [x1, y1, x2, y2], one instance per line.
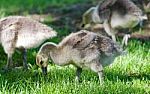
[36, 30, 124, 85]
[0, 16, 57, 70]
[81, 0, 147, 45]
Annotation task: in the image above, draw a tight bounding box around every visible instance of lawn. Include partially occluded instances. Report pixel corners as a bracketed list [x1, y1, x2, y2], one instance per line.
[0, 0, 150, 94]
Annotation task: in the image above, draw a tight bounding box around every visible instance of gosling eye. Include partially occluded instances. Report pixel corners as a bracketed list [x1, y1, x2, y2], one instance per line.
[81, 24, 85, 28]
[40, 61, 43, 65]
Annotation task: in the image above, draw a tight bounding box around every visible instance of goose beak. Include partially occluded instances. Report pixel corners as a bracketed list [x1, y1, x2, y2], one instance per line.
[42, 66, 47, 75]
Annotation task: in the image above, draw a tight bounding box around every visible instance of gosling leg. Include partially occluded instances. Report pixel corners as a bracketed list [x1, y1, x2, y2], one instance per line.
[90, 62, 104, 85]
[97, 70, 104, 85]
[23, 49, 28, 70]
[103, 20, 116, 42]
[5, 54, 13, 71]
[122, 34, 131, 46]
[75, 67, 82, 82]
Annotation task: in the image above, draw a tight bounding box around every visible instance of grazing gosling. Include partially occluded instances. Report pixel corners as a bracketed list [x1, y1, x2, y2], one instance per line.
[0, 16, 57, 70]
[81, 0, 147, 45]
[36, 30, 124, 85]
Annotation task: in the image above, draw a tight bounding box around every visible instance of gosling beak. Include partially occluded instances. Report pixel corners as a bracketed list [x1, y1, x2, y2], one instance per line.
[83, 24, 91, 29]
[42, 66, 47, 75]
[140, 15, 148, 20]
[81, 23, 85, 28]
[121, 50, 128, 56]
[139, 15, 148, 27]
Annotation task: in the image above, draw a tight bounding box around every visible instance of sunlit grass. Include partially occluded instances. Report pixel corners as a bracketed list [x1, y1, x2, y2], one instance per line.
[0, 39, 149, 94]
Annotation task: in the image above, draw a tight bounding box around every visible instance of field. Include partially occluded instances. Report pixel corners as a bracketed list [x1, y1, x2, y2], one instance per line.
[0, 0, 150, 94]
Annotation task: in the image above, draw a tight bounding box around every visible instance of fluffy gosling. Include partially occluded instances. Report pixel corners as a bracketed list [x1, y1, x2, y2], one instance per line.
[36, 30, 124, 85]
[0, 16, 57, 70]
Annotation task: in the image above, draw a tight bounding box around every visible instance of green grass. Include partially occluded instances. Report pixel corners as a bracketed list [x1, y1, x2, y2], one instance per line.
[0, 0, 150, 94]
[0, 0, 89, 17]
[0, 40, 149, 94]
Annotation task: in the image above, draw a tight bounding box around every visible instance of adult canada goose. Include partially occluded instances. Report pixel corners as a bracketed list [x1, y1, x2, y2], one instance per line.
[36, 30, 124, 84]
[81, 0, 147, 45]
[0, 16, 57, 70]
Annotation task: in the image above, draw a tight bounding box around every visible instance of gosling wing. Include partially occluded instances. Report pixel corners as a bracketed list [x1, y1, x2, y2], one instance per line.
[98, 0, 117, 11]
[95, 35, 123, 56]
[117, 0, 142, 13]
[59, 30, 97, 49]
[98, 0, 117, 21]
[0, 16, 56, 37]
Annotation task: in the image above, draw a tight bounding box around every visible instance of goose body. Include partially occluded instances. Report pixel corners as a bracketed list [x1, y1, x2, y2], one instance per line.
[36, 30, 124, 84]
[0, 16, 57, 70]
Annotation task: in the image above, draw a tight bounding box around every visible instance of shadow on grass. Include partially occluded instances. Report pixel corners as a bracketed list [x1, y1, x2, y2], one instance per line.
[0, 67, 147, 93]
[105, 71, 150, 82]
[0, 66, 150, 85]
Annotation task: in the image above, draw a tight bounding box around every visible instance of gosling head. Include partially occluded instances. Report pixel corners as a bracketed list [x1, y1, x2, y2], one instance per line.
[81, 7, 102, 29]
[36, 54, 49, 75]
[36, 42, 57, 75]
[137, 14, 148, 27]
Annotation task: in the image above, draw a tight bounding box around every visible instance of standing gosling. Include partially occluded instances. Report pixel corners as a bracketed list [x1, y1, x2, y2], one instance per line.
[82, 0, 147, 45]
[0, 16, 57, 70]
[36, 30, 124, 85]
